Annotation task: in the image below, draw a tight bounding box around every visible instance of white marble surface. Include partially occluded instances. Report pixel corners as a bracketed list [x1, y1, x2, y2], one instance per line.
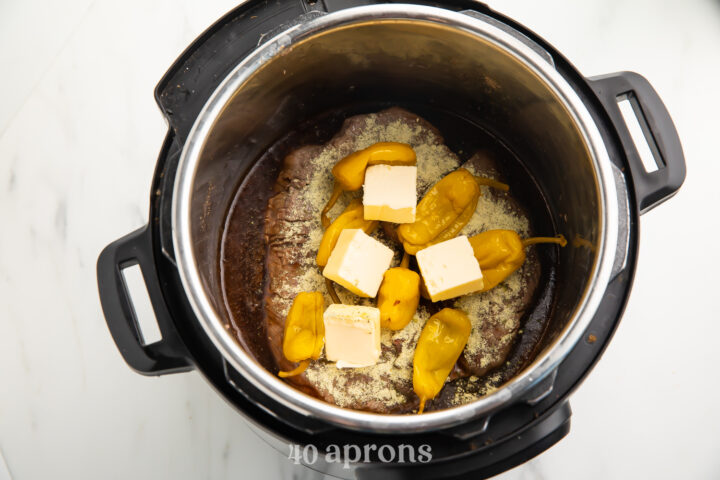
[1, 0, 718, 478]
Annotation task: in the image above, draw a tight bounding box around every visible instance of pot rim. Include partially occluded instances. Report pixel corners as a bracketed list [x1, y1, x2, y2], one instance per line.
[172, 4, 619, 433]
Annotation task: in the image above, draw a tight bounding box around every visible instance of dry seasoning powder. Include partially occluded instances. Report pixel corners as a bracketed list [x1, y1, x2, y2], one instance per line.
[276, 113, 532, 410]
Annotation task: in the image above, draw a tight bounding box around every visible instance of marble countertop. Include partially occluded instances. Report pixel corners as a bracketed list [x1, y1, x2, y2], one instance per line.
[1, 0, 718, 478]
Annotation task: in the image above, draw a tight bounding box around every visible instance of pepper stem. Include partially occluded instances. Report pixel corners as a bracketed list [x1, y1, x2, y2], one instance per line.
[474, 176, 510, 191]
[400, 252, 410, 269]
[325, 278, 342, 304]
[321, 182, 343, 229]
[522, 234, 568, 248]
[278, 359, 310, 378]
[418, 397, 427, 414]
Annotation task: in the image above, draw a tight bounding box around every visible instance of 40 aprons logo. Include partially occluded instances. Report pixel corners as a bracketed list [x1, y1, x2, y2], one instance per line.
[288, 443, 432, 469]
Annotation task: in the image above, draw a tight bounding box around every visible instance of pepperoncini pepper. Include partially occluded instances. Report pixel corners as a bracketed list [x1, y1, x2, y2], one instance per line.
[469, 230, 567, 292]
[316, 199, 378, 267]
[413, 308, 472, 413]
[277, 292, 325, 378]
[376, 254, 420, 330]
[396, 169, 509, 255]
[321, 142, 416, 227]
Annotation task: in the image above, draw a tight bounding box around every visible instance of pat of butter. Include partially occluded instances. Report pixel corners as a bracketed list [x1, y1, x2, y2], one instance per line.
[363, 165, 417, 223]
[416, 236, 484, 302]
[324, 304, 381, 368]
[322, 229, 393, 297]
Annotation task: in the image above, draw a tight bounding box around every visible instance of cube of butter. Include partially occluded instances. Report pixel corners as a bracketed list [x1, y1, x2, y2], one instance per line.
[363, 165, 417, 223]
[322, 229, 393, 297]
[323, 304, 381, 368]
[416, 236, 484, 302]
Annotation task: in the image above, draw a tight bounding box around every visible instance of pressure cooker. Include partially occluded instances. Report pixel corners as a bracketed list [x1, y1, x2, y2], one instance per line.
[97, 1, 685, 478]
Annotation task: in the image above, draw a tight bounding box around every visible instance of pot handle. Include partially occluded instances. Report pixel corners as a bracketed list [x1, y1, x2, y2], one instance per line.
[589, 71, 686, 214]
[97, 225, 194, 375]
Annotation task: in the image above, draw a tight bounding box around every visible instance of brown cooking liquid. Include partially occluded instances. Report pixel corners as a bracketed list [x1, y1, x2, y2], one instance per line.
[219, 105, 559, 412]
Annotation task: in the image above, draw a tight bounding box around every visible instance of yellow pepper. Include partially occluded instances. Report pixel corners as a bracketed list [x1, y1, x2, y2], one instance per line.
[316, 199, 378, 267]
[333, 142, 416, 191]
[396, 169, 509, 255]
[321, 142, 416, 228]
[413, 308, 472, 413]
[376, 254, 420, 330]
[469, 230, 567, 292]
[277, 292, 325, 378]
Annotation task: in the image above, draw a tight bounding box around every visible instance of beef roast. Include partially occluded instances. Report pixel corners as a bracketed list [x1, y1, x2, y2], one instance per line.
[257, 108, 543, 413]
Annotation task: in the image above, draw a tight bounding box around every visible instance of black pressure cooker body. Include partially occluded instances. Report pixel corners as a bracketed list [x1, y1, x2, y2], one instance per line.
[97, 1, 685, 478]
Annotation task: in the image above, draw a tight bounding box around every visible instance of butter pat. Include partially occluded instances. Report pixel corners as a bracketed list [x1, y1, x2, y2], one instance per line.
[322, 229, 393, 297]
[363, 165, 417, 223]
[324, 304, 381, 368]
[416, 236, 484, 302]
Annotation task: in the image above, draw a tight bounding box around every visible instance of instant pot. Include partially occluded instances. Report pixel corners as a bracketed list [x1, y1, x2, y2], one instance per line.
[97, 1, 685, 478]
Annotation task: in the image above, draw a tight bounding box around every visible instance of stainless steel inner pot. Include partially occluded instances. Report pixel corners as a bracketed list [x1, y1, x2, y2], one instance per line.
[172, 5, 621, 432]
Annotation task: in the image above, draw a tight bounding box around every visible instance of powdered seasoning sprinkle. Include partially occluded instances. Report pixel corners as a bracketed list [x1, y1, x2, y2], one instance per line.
[270, 111, 536, 410]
